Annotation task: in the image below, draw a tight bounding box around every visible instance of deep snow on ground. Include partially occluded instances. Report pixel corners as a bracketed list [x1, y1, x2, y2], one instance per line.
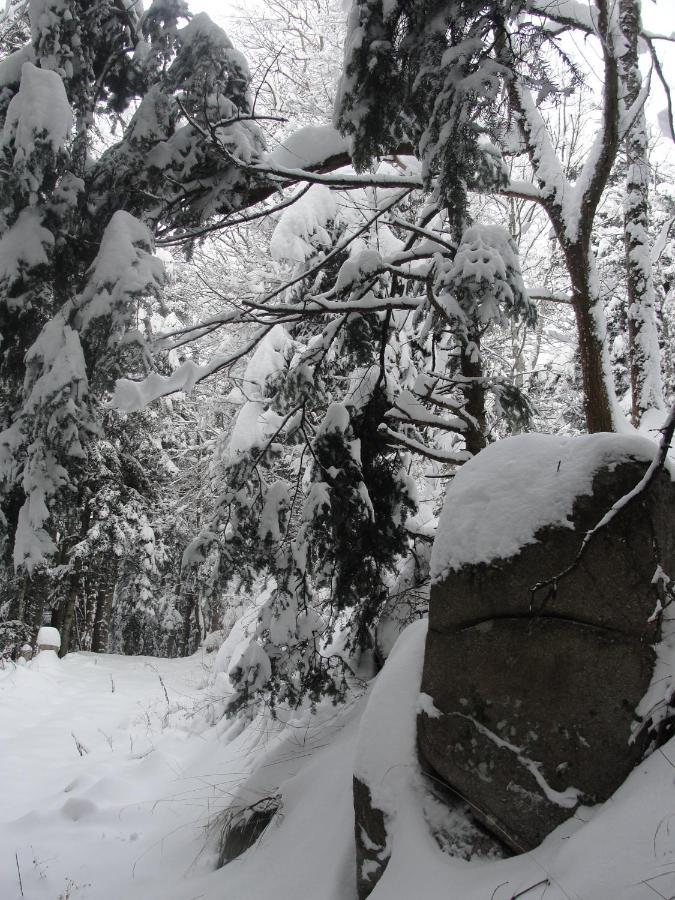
[0, 649, 358, 900]
[2, 639, 675, 900]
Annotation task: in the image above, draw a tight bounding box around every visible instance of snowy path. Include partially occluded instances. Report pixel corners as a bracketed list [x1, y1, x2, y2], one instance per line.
[0, 650, 358, 900]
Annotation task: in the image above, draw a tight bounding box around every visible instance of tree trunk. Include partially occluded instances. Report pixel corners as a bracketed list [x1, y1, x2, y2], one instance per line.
[26, 573, 48, 642]
[459, 332, 488, 455]
[59, 575, 79, 657]
[619, 0, 664, 424]
[92, 561, 115, 653]
[565, 243, 616, 432]
[8, 572, 49, 642]
[180, 591, 196, 657]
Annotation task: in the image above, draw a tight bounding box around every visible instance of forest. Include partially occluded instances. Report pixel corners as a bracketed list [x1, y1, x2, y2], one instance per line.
[0, 0, 674, 898]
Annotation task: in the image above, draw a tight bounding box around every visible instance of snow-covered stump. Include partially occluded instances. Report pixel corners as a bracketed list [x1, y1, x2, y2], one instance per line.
[419, 433, 675, 853]
[36, 626, 61, 654]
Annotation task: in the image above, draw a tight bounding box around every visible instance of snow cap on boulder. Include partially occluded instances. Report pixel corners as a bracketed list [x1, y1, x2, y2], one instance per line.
[430, 431, 663, 583]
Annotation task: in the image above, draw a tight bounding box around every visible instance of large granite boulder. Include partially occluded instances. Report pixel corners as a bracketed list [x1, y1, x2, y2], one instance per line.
[418, 433, 675, 853]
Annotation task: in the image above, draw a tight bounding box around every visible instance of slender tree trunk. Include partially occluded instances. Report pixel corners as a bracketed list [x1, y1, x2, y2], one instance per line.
[619, 0, 664, 424]
[83, 577, 96, 650]
[92, 560, 115, 653]
[27, 574, 47, 642]
[14, 574, 28, 622]
[180, 591, 196, 657]
[59, 575, 79, 657]
[499, 4, 621, 434]
[565, 244, 616, 432]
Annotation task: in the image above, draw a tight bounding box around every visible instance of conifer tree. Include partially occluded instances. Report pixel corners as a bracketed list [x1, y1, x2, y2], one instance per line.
[0, 1, 268, 651]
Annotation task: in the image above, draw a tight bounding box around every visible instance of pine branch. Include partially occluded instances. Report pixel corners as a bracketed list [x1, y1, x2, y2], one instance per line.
[378, 423, 472, 464]
[155, 183, 313, 246]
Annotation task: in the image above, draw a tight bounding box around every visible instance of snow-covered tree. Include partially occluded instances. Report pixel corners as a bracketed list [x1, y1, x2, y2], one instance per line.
[0, 1, 272, 651]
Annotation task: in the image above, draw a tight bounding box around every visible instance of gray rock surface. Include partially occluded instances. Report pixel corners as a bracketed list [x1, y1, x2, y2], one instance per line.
[419, 458, 675, 852]
[353, 776, 389, 900]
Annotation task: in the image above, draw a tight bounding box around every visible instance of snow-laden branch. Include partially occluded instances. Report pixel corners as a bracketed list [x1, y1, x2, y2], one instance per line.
[524, 0, 598, 35]
[526, 288, 573, 304]
[112, 325, 275, 412]
[378, 423, 472, 464]
[387, 390, 468, 433]
[249, 160, 424, 191]
[652, 216, 675, 264]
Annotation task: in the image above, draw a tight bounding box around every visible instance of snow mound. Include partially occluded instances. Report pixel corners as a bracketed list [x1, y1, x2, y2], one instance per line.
[431, 431, 664, 582]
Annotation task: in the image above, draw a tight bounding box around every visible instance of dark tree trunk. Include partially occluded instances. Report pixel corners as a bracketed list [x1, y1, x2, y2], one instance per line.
[618, 0, 663, 423]
[180, 591, 196, 657]
[11, 572, 49, 641]
[459, 333, 488, 455]
[565, 244, 615, 433]
[59, 575, 79, 657]
[26, 574, 48, 642]
[92, 561, 115, 653]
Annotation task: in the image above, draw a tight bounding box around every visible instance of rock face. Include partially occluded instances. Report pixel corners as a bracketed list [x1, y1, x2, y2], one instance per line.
[419, 435, 675, 853]
[353, 776, 389, 899]
[218, 796, 281, 866]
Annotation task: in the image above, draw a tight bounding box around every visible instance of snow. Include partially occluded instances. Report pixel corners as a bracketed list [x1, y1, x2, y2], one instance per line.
[0, 208, 54, 307]
[228, 400, 284, 455]
[238, 325, 293, 400]
[268, 125, 350, 171]
[430, 431, 666, 581]
[0, 649, 359, 900]
[76, 211, 165, 334]
[335, 248, 383, 292]
[0, 45, 34, 89]
[354, 619, 427, 814]
[36, 626, 60, 648]
[112, 326, 273, 412]
[3, 62, 72, 184]
[439, 224, 530, 327]
[3, 632, 675, 899]
[270, 185, 338, 262]
[10, 317, 91, 571]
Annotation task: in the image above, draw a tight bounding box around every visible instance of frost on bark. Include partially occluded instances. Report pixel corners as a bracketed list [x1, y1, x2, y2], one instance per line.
[619, 0, 665, 424]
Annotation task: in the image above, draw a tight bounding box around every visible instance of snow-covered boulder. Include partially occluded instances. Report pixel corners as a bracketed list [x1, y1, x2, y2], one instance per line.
[419, 433, 675, 853]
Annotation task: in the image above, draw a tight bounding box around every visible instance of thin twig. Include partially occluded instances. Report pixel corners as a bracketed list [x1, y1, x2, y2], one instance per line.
[511, 879, 550, 899]
[15, 852, 23, 898]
